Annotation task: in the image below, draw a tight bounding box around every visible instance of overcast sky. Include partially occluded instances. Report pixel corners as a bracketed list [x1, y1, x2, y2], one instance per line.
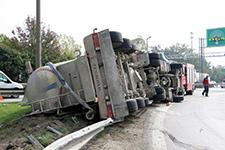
[1, 0, 225, 66]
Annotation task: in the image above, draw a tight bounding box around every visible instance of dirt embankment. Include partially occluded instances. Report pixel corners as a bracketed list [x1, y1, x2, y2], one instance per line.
[0, 113, 93, 150]
[0, 104, 166, 150]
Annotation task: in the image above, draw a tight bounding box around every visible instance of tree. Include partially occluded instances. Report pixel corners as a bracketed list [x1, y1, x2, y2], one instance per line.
[12, 16, 81, 66]
[151, 43, 211, 73]
[0, 16, 81, 82]
[0, 43, 27, 81]
[209, 66, 225, 82]
[58, 34, 81, 60]
[12, 16, 58, 65]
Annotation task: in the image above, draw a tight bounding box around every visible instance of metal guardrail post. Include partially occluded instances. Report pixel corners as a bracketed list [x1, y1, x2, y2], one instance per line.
[0, 89, 24, 95]
[44, 118, 113, 150]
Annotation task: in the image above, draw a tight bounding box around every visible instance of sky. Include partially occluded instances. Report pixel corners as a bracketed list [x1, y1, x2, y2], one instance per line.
[1, 0, 225, 66]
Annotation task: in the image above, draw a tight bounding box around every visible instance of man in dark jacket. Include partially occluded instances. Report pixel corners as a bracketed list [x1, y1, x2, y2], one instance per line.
[202, 76, 209, 96]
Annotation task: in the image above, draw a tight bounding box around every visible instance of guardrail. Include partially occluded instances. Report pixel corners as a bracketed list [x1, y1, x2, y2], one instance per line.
[44, 118, 113, 150]
[0, 89, 24, 95]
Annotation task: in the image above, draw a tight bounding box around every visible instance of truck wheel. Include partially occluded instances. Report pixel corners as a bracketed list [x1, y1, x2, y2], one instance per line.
[150, 59, 162, 67]
[132, 44, 138, 51]
[186, 90, 193, 95]
[129, 44, 137, 54]
[126, 99, 138, 112]
[170, 63, 183, 69]
[155, 86, 164, 94]
[136, 97, 146, 108]
[173, 96, 184, 102]
[153, 94, 166, 101]
[160, 76, 171, 88]
[149, 53, 160, 59]
[110, 31, 123, 49]
[115, 38, 132, 54]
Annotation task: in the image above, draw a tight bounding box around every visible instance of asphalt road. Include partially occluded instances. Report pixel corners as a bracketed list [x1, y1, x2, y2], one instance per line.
[164, 88, 225, 150]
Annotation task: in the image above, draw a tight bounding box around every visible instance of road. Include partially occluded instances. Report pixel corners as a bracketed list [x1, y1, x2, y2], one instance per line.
[83, 88, 225, 150]
[164, 88, 225, 150]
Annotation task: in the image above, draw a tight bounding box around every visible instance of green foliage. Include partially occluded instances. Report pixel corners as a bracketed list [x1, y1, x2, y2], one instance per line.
[151, 43, 211, 73]
[37, 132, 57, 147]
[58, 34, 81, 60]
[0, 43, 29, 81]
[12, 16, 64, 65]
[209, 66, 225, 82]
[0, 16, 81, 82]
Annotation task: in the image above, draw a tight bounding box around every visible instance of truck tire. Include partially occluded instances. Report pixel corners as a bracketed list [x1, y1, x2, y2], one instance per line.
[186, 90, 193, 95]
[155, 86, 164, 94]
[136, 97, 146, 108]
[170, 63, 183, 69]
[132, 44, 138, 51]
[173, 95, 184, 102]
[110, 31, 123, 49]
[153, 94, 166, 101]
[126, 99, 138, 112]
[160, 76, 171, 88]
[115, 38, 133, 54]
[130, 44, 137, 53]
[122, 38, 132, 49]
[150, 59, 162, 67]
[149, 53, 160, 59]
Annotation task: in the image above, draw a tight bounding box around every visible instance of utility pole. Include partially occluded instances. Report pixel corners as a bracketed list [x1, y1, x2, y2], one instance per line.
[146, 36, 151, 51]
[190, 32, 193, 50]
[199, 38, 205, 81]
[36, 0, 42, 68]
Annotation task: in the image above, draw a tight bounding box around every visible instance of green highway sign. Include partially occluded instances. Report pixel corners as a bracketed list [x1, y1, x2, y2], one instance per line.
[207, 27, 225, 47]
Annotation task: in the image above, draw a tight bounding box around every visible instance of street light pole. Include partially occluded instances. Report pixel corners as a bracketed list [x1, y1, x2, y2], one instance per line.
[36, 0, 42, 68]
[146, 36, 151, 51]
[190, 32, 193, 50]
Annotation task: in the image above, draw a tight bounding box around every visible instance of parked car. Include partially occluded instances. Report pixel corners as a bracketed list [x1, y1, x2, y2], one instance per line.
[221, 79, 225, 88]
[0, 71, 23, 97]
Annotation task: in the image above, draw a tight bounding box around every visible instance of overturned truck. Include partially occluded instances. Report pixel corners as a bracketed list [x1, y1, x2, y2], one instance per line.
[23, 29, 186, 121]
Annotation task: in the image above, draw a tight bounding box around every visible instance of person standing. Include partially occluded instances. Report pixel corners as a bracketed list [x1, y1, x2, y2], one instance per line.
[202, 76, 209, 96]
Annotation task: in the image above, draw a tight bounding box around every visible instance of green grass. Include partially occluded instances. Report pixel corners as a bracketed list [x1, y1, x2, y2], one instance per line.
[37, 132, 57, 147]
[0, 103, 31, 125]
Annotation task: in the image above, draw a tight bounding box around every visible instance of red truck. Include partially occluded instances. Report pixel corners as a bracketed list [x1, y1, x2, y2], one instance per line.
[182, 63, 195, 95]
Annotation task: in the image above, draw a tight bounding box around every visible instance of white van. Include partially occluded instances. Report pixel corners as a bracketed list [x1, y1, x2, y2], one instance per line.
[0, 71, 23, 89]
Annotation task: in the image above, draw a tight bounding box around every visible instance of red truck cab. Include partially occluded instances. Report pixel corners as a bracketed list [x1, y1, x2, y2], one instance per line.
[182, 63, 195, 95]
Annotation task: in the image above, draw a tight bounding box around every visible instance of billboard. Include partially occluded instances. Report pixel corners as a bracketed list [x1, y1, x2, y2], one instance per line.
[207, 27, 225, 47]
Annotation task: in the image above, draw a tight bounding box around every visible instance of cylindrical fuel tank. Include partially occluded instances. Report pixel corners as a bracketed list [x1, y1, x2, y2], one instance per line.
[24, 66, 63, 112]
